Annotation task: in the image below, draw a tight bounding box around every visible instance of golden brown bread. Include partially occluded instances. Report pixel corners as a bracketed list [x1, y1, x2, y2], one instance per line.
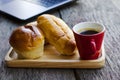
[27, 21, 49, 45]
[37, 14, 76, 55]
[9, 25, 44, 59]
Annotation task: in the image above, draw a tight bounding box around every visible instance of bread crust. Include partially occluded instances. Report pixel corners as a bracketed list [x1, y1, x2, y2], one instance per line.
[9, 25, 44, 59]
[37, 14, 76, 55]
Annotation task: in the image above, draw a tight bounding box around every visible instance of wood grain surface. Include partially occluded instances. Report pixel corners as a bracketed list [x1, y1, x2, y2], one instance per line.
[5, 45, 105, 68]
[0, 0, 120, 80]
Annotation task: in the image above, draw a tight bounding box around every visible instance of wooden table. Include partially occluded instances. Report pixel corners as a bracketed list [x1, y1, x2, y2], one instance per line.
[0, 0, 120, 80]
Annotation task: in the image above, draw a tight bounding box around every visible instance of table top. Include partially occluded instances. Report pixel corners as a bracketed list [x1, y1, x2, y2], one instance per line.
[0, 0, 120, 80]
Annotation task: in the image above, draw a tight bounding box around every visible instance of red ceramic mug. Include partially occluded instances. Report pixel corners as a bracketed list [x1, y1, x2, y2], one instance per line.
[73, 22, 105, 60]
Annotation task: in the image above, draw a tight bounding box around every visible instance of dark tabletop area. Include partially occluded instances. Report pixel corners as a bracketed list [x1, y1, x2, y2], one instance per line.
[0, 0, 120, 80]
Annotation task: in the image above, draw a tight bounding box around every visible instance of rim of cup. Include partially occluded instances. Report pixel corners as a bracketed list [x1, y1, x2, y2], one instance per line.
[72, 22, 105, 36]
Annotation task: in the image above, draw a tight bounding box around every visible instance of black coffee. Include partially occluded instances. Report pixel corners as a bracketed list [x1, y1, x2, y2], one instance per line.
[80, 30, 99, 35]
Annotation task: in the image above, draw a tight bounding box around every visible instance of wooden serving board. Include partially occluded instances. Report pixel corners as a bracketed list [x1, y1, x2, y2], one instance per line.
[5, 45, 105, 68]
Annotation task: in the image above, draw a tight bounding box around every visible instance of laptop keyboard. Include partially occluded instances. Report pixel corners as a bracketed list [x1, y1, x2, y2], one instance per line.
[0, 0, 12, 5]
[23, 0, 67, 7]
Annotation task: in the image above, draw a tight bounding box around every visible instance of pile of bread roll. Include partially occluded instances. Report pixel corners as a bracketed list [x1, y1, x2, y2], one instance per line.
[9, 14, 76, 59]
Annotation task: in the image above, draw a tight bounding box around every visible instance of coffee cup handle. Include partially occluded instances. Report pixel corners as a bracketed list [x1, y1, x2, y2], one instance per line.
[90, 39, 96, 54]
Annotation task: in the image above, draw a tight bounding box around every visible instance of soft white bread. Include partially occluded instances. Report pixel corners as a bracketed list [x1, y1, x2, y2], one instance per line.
[9, 25, 44, 59]
[26, 21, 37, 26]
[37, 14, 76, 55]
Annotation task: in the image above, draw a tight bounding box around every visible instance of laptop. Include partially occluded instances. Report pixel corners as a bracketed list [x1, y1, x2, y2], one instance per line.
[0, 0, 76, 20]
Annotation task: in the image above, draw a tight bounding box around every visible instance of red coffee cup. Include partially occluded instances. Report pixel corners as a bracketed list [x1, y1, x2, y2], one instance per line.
[73, 22, 105, 60]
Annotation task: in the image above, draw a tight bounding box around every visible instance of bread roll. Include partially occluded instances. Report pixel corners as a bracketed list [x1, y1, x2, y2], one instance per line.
[26, 21, 37, 27]
[9, 25, 44, 59]
[27, 21, 49, 45]
[37, 14, 76, 55]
